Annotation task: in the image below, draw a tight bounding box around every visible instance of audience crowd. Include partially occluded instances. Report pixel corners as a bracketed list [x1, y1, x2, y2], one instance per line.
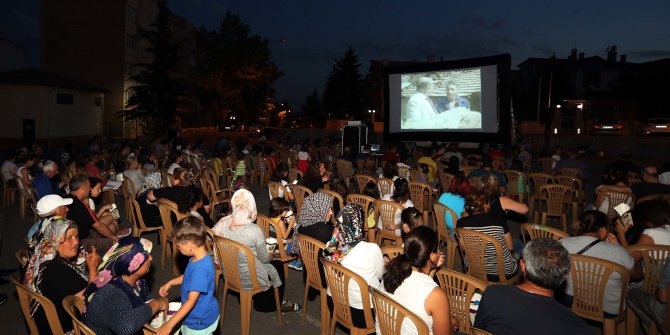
[2, 135, 670, 335]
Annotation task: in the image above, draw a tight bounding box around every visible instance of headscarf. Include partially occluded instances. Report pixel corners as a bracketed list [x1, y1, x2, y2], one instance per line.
[297, 192, 333, 228]
[213, 188, 257, 235]
[417, 156, 438, 182]
[137, 171, 162, 194]
[323, 204, 365, 263]
[23, 217, 86, 315]
[84, 237, 153, 307]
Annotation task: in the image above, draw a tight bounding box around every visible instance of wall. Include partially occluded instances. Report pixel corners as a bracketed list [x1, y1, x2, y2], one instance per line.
[0, 84, 102, 140]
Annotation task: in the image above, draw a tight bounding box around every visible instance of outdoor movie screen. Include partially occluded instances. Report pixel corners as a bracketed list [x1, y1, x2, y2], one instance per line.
[384, 54, 510, 142]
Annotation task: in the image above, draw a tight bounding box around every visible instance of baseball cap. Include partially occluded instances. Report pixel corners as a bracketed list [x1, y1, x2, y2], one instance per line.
[37, 194, 73, 215]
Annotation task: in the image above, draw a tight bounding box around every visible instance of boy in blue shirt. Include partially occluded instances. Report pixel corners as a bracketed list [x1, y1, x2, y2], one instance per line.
[158, 216, 218, 335]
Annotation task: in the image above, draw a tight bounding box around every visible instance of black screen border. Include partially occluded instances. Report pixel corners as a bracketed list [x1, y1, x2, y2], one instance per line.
[383, 54, 511, 143]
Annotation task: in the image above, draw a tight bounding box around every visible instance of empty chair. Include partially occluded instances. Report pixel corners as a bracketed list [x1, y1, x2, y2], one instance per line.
[535, 184, 571, 231]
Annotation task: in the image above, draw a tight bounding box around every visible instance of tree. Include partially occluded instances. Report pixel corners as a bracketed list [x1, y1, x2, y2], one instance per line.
[119, 0, 187, 136]
[195, 12, 280, 124]
[300, 90, 323, 123]
[322, 46, 364, 119]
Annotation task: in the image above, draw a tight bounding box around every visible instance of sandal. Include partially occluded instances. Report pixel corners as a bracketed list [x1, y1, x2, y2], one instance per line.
[280, 300, 301, 313]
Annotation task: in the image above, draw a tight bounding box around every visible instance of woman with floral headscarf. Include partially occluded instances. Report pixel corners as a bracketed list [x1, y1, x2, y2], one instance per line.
[213, 189, 301, 312]
[23, 209, 101, 335]
[323, 204, 384, 328]
[84, 237, 168, 335]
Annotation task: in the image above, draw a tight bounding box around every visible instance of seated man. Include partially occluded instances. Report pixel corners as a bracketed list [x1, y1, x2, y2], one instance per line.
[32, 160, 61, 200]
[65, 174, 128, 254]
[474, 238, 591, 335]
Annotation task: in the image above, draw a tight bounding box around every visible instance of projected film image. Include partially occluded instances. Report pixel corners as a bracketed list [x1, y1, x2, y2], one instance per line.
[400, 69, 482, 130]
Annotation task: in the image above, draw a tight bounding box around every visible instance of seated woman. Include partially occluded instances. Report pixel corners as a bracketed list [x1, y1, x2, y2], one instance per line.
[457, 188, 518, 282]
[560, 210, 641, 317]
[324, 204, 384, 329]
[213, 189, 300, 313]
[24, 196, 101, 334]
[295, 192, 335, 243]
[437, 175, 471, 236]
[400, 207, 425, 241]
[88, 177, 121, 229]
[383, 226, 452, 335]
[301, 160, 329, 193]
[84, 237, 168, 335]
[328, 173, 349, 215]
[615, 199, 670, 252]
[594, 169, 632, 214]
[380, 178, 414, 237]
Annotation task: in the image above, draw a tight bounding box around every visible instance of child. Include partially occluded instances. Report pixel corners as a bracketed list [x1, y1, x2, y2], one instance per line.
[157, 217, 218, 335]
[400, 207, 425, 241]
[269, 197, 303, 271]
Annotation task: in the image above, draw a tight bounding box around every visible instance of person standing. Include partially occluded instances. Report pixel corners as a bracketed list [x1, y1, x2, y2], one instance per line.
[158, 217, 219, 335]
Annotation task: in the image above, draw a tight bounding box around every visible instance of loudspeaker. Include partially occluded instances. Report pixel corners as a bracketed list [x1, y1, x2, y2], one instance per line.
[341, 125, 367, 156]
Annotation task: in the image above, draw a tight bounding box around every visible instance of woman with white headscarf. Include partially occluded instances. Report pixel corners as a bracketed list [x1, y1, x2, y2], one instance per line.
[213, 189, 301, 312]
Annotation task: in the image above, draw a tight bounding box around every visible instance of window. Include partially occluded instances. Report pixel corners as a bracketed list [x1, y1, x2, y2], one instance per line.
[56, 93, 74, 105]
[94, 97, 102, 107]
[126, 34, 137, 51]
[125, 62, 135, 78]
[127, 5, 137, 23]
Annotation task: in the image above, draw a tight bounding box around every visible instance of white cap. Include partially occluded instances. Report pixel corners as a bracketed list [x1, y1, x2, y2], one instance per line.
[36, 194, 73, 215]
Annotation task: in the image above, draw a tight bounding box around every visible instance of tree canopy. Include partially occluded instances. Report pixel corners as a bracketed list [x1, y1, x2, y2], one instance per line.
[322, 46, 364, 119]
[119, 0, 187, 136]
[195, 12, 280, 123]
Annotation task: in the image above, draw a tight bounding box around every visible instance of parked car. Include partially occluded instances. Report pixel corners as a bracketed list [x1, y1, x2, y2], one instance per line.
[639, 117, 670, 136]
[590, 117, 623, 134]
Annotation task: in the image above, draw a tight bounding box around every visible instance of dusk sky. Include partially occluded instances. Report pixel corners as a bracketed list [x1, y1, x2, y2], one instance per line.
[2, 0, 670, 106]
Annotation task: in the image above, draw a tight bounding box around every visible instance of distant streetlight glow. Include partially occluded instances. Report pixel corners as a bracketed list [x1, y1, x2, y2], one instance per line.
[554, 128, 558, 134]
[577, 103, 583, 109]
[556, 104, 561, 109]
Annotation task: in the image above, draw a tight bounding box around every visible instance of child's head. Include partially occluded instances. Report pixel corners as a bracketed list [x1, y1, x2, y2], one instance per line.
[174, 216, 207, 249]
[400, 207, 424, 240]
[269, 197, 291, 218]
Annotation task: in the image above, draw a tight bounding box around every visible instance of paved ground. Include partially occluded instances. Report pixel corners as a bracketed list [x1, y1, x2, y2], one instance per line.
[0, 155, 646, 334]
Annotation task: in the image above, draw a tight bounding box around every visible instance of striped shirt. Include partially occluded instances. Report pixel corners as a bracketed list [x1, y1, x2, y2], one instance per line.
[457, 198, 518, 277]
[552, 158, 591, 179]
